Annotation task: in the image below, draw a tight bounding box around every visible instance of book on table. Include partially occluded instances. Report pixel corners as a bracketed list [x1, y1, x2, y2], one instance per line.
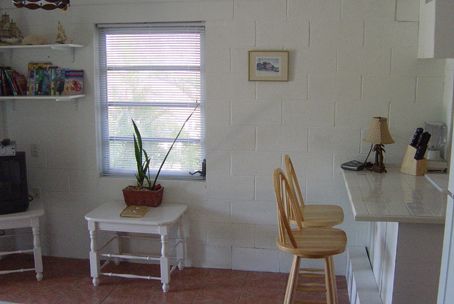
[120, 205, 150, 218]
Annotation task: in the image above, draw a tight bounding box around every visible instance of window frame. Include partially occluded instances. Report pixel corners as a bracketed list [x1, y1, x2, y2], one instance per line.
[97, 22, 206, 180]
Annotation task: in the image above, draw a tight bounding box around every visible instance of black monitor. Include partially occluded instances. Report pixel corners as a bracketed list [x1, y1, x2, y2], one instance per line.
[0, 152, 29, 215]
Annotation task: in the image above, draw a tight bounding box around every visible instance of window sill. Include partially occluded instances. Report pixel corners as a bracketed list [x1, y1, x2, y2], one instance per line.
[101, 172, 205, 182]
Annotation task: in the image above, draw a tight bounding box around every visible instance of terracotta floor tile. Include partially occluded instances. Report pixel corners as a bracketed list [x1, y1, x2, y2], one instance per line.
[241, 286, 285, 298]
[192, 293, 242, 304]
[0, 255, 350, 304]
[102, 288, 151, 304]
[147, 289, 197, 304]
[196, 286, 243, 299]
[204, 269, 249, 287]
[238, 296, 285, 304]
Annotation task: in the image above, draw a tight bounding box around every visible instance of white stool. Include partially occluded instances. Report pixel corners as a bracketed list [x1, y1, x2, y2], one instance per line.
[0, 202, 44, 281]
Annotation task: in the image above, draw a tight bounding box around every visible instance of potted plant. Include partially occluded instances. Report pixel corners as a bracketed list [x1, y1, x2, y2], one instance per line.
[122, 102, 199, 207]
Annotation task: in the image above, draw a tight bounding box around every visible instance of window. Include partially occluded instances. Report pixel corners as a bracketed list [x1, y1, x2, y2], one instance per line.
[98, 23, 205, 179]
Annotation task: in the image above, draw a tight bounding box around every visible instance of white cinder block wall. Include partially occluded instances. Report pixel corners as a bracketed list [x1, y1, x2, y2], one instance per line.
[0, 0, 447, 275]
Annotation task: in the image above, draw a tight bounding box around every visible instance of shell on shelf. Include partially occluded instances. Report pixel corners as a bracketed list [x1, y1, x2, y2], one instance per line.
[22, 35, 49, 45]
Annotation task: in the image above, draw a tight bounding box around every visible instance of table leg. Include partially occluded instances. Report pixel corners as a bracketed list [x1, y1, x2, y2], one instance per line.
[89, 228, 100, 286]
[31, 219, 43, 281]
[160, 234, 169, 292]
[114, 232, 122, 265]
[176, 218, 185, 271]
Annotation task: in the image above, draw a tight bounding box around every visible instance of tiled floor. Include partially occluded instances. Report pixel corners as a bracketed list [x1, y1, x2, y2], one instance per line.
[0, 255, 349, 304]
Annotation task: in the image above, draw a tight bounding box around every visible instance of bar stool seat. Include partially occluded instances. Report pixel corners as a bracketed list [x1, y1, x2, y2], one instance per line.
[277, 227, 346, 258]
[0, 202, 44, 281]
[301, 205, 344, 228]
[285, 155, 344, 228]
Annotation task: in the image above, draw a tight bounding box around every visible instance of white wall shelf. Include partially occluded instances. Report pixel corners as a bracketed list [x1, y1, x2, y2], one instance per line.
[0, 44, 83, 50]
[0, 43, 83, 62]
[0, 95, 85, 102]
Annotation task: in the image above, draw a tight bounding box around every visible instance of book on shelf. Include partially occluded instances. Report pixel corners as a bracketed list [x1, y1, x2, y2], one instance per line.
[27, 64, 84, 96]
[4, 69, 17, 96]
[0, 66, 26, 96]
[12, 70, 27, 95]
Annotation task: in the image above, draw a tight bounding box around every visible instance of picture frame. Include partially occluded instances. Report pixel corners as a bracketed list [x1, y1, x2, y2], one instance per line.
[248, 50, 289, 81]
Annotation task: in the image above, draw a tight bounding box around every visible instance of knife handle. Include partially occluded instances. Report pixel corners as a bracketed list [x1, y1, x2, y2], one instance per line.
[414, 132, 431, 160]
[410, 128, 424, 147]
[418, 132, 431, 147]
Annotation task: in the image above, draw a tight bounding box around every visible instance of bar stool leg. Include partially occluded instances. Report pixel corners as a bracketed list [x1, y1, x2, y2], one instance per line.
[32, 220, 43, 281]
[325, 256, 337, 304]
[328, 256, 338, 304]
[284, 255, 301, 304]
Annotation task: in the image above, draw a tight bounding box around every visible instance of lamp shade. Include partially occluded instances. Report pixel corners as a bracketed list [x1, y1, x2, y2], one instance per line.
[364, 117, 394, 144]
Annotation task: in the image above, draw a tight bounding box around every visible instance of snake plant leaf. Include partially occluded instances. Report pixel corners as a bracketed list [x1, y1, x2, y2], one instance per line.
[143, 149, 152, 188]
[133, 135, 141, 170]
[151, 102, 200, 189]
[132, 121, 143, 166]
[132, 120, 143, 152]
[132, 119, 147, 187]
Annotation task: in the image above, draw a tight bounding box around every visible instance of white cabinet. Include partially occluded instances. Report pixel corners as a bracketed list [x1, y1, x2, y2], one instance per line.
[438, 197, 454, 303]
[418, 0, 454, 58]
[372, 222, 444, 304]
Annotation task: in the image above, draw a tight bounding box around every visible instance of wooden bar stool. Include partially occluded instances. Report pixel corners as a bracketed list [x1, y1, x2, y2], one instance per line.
[274, 168, 347, 304]
[284, 155, 344, 227]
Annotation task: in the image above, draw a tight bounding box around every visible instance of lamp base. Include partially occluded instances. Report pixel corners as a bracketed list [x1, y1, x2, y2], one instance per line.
[368, 163, 387, 173]
[368, 144, 387, 173]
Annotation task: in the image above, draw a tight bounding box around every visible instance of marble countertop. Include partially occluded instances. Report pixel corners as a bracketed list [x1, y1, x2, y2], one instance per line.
[425, 173, 449, 194]
[342, 168, 446, 224]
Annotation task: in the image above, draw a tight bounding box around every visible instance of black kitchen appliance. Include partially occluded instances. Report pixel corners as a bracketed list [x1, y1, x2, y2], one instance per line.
[0, 152, 30, 215]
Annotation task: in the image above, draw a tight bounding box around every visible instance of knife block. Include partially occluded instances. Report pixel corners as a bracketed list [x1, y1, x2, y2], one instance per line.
[400, 145, 427, 176]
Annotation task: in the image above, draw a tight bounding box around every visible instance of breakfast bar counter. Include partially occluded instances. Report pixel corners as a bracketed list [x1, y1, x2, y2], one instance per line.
[343, 167, 446, 224]
[342, 168, 446, 304]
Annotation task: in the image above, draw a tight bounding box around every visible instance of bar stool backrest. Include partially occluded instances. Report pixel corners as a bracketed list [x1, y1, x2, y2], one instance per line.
[273, 168, 304, 249]
[284, 155, 306, 215]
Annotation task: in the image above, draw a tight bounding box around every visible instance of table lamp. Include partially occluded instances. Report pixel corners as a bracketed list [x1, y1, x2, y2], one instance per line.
[364, 116, 394, 173]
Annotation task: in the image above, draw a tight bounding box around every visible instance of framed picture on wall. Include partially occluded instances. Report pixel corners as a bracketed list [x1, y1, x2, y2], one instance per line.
[248, 50, 289, 81]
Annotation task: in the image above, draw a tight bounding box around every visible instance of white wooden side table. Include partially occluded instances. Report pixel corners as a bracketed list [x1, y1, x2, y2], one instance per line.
[0, 202, 44, 281]
[85, 201, 187, 292]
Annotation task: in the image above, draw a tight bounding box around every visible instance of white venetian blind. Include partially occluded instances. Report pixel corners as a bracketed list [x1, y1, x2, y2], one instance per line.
[98, 23, 205, 178]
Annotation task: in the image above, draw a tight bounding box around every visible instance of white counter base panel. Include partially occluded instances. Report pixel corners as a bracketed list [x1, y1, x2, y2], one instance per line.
[346, 246, 382, 304]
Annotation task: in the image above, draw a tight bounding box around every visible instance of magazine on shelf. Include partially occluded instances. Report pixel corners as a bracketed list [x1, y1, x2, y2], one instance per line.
[62, 69, 84, 96]
[27, 62, 52, 96]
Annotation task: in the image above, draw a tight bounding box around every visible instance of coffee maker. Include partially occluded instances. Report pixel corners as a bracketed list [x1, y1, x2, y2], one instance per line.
[425, 121, 448, 172]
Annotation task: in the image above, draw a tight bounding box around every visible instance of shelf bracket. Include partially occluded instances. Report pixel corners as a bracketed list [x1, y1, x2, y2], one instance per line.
[0, 49, 14, 62]
[50, 45, 76, 62]
[71, 47, 75, 63]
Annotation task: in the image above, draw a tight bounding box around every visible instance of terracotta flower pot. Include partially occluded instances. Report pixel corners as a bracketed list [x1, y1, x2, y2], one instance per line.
[122, 185, 164, 207]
